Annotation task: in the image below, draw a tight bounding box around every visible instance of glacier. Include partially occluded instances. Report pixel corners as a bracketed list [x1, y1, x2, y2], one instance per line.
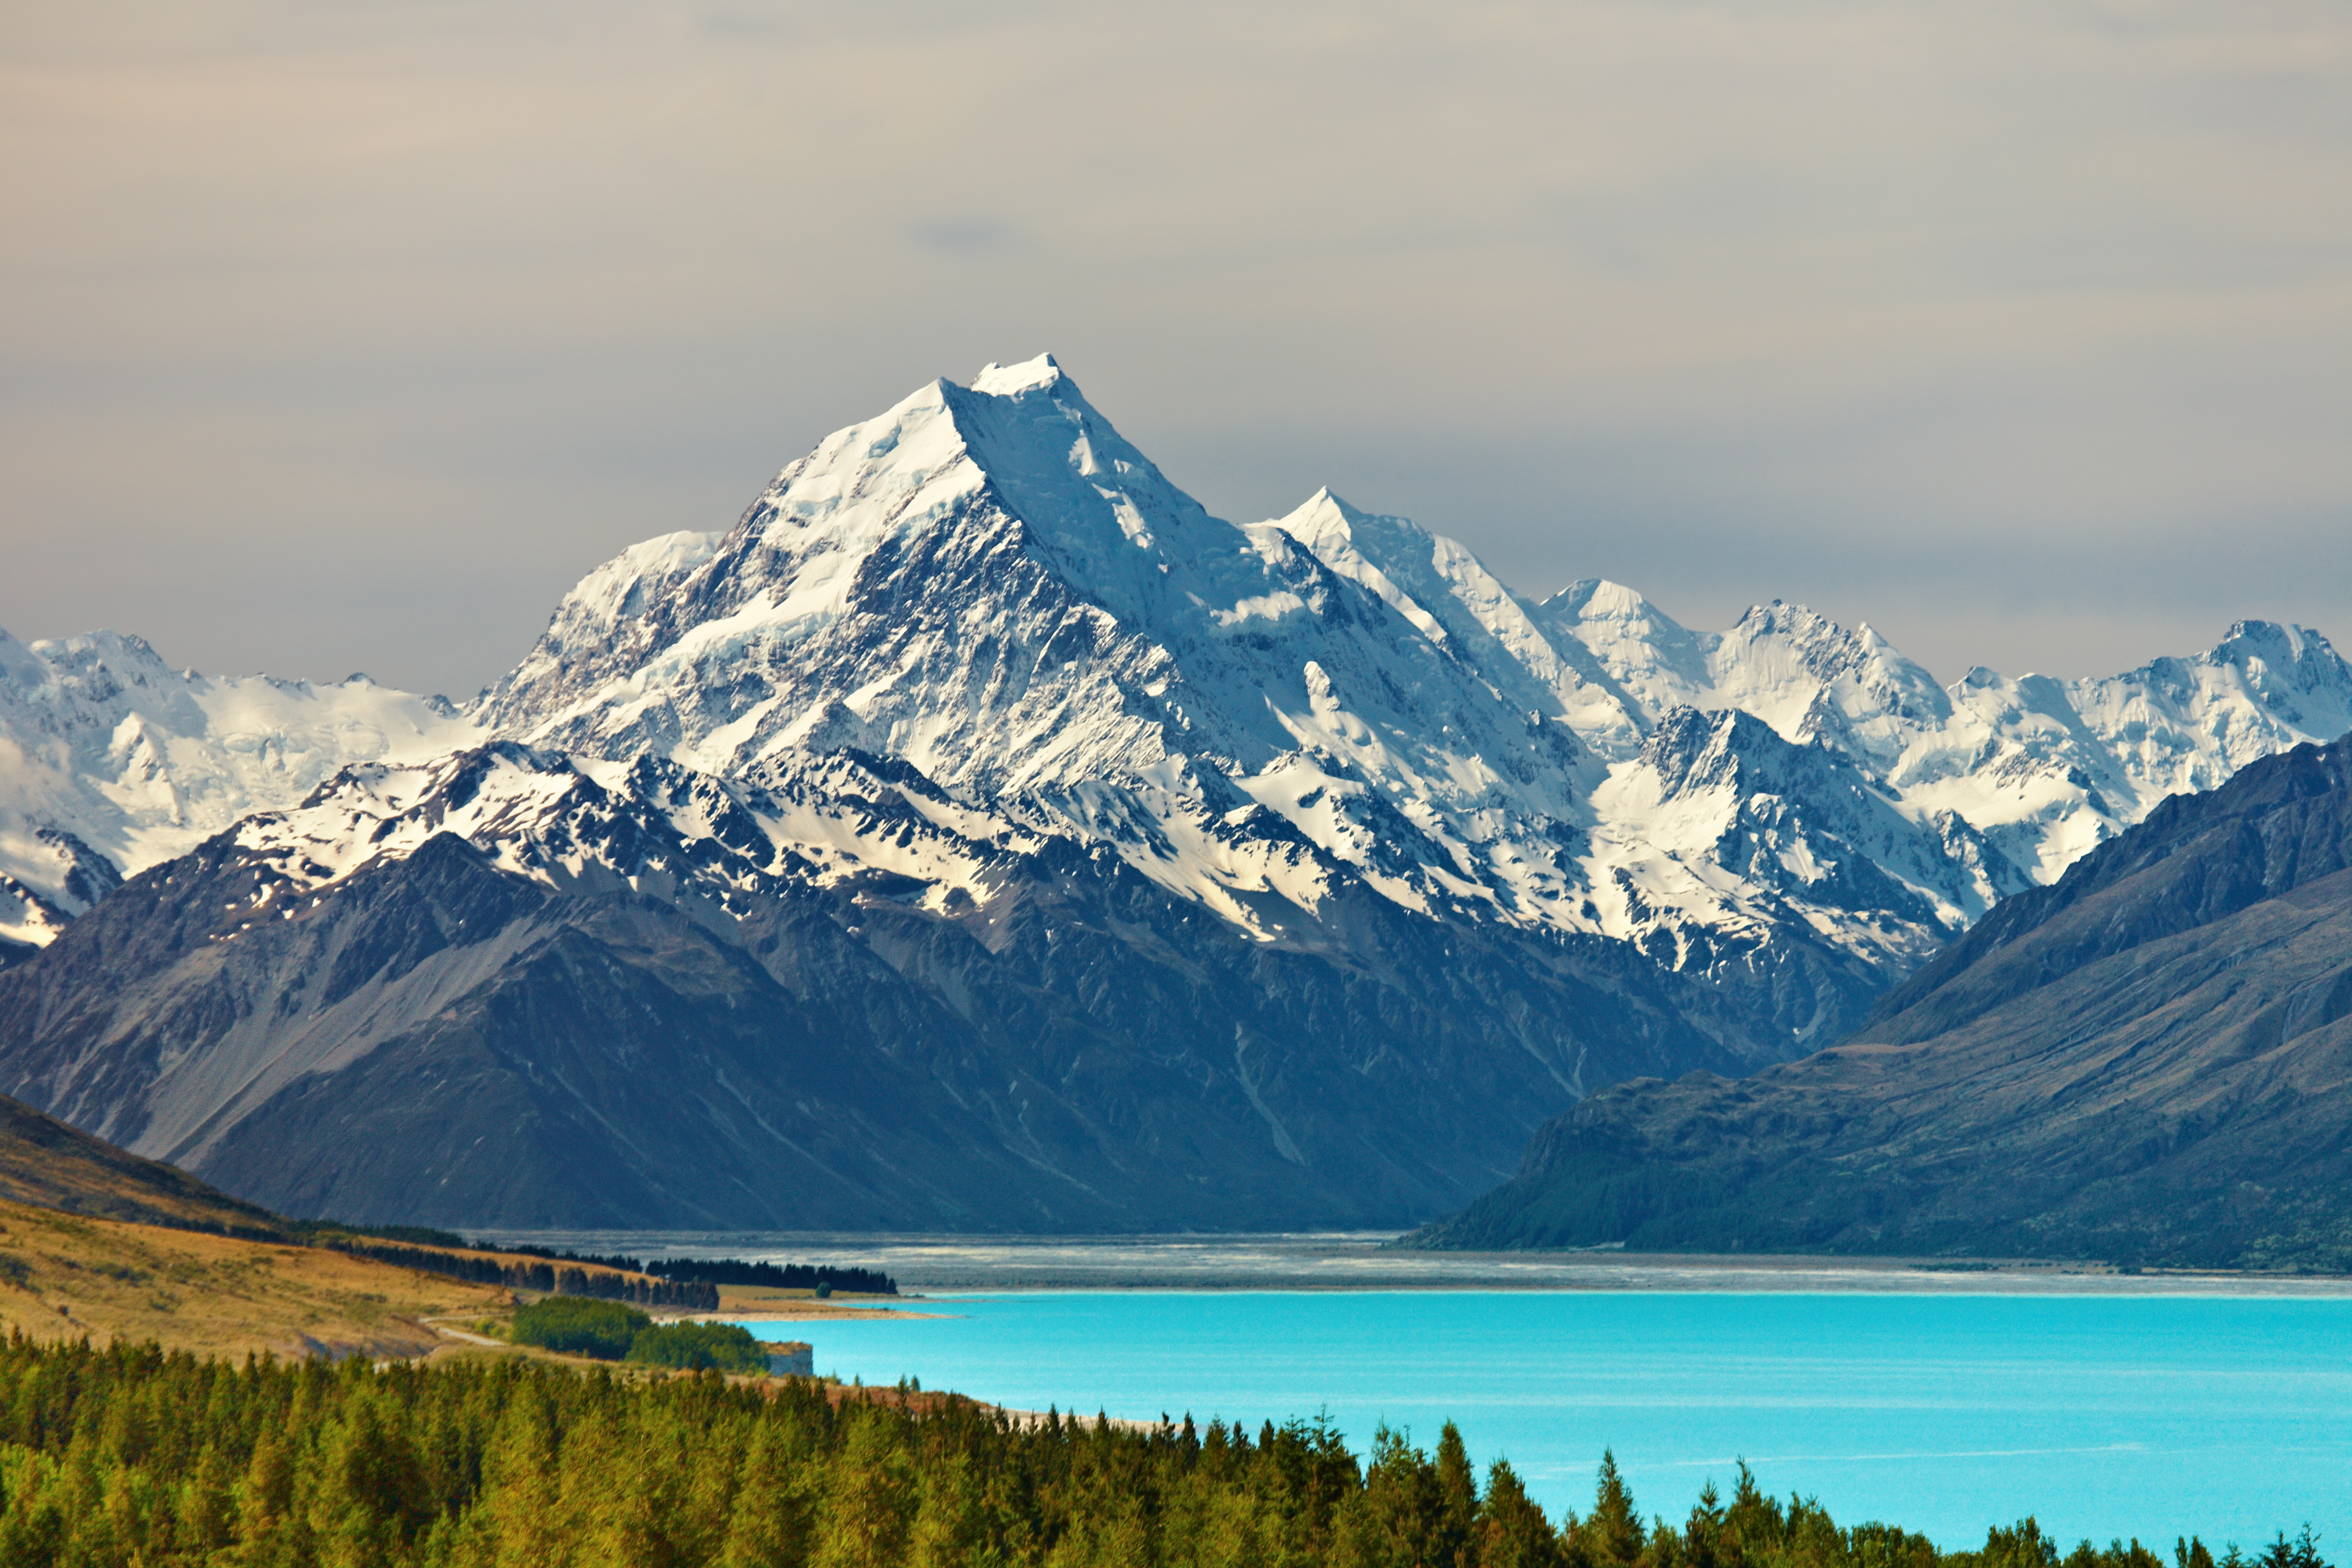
[4, 351, 2349, 1051]
[0, 628, 475, 959]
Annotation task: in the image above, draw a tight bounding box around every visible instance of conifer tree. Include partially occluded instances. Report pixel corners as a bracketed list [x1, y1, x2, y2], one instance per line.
[816, 1410, 915, 1568]
[1580, 1450, 1644, 1568]
[908, 1446, 993, 1568]
[480, 1382, 568, 1568]
[1479, 1457, 1564, 1568]
[1437, 1422, 1480, 1568]
[238, 1424, 296, 1551]
[721, 1414, 818, 1568]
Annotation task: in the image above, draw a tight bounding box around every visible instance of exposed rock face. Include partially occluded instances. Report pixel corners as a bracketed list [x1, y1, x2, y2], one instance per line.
[2, 354, 2349, 1232]
[0, 747, 1761, 1229]
[1405, 735, 2352, 1268]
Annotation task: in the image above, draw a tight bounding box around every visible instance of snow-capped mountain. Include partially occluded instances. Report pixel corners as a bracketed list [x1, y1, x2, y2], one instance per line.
[1910, 620, 2352, 882]
[7, 355, 2348, 1042]
[1521, 585, 2352, 887]
[481, 356, 1599, 950]
[470, 358, 1923, 1037]
[1270, 481, 2350, 940]
[4, 351, 2348, 1229]
[0, 739, 1758, 1228]
[0, 628, 475, 960]
[214, 741, 1043, 934]
[475, 354, 2352, 1042]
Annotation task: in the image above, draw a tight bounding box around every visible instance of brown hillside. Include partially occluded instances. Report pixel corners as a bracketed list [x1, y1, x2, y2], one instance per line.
[0, 1091, 287, 1238]
[0, 1196, 510, 1360]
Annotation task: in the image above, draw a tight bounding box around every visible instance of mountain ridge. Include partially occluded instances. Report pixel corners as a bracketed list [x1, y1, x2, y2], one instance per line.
[2, 353, 2348, 1230]
[0, 741, 1765, 1229]
[8, 361, 2341, 1009]
[1402, 734, 2352, 1267]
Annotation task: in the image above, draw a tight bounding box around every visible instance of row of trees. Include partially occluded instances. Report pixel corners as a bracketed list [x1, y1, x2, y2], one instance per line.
[303, 1222, 891, 1299]
[507, 1299, 772, 1374]
[638, 1260, 897, 1298]
[309, 1237, 719, 1309]
[493, 1248, 898, 1297]
[0, 1334, 2321, 1568]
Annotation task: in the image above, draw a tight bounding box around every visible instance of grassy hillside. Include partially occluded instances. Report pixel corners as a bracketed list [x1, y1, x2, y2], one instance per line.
[0, 1194, 510, 1360]
[0, 1091, 285, 1237]
[0, 1085, 912, 1368]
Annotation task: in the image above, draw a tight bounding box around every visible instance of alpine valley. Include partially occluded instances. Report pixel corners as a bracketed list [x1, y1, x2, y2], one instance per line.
[2, 356, 2348, 1232]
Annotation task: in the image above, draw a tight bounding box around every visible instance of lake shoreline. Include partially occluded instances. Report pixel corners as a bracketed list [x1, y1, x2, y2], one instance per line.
[468, 1229, 2352, 1297]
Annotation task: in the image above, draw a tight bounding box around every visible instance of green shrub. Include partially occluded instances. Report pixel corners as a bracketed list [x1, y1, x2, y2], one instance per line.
[509, 1296, 650, 1359]
[625, 1321, 769, 1374]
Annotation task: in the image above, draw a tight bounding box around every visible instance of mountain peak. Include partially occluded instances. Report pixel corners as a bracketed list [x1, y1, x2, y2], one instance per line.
[1273, 487, 1405, 549]
[1540, 578, 1658, 622]
[970, 353, 1065, 397]
[1294, 485, 1365, 519]
[2211, 618, 2343, 669]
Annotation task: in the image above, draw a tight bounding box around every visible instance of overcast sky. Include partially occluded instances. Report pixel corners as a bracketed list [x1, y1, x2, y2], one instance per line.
[4, 1, 2348, 699]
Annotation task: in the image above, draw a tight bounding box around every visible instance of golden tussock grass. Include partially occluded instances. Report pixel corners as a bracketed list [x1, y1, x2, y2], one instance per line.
[0, 1196, 510, 1361]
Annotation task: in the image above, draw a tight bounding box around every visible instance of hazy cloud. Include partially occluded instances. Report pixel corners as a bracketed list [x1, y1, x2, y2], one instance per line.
[907, 218, 1019, 255]
[1, 0, 2346, 695]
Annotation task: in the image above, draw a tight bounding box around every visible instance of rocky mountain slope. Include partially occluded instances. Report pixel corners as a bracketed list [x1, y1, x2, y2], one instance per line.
[1, 354, 2348, 1229]
[470, 357, 2352, 1042]
[1405, 734, 2352, 1268]
[0, 744, 1760, 1228]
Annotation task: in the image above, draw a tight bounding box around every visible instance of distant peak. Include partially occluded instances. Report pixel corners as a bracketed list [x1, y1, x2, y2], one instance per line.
[2215, 618, 2301, 652]
[1732, 599, 1833, 634]
[1305, 487, 1398, 528]
[1282, 487, 1360, 526]
[2210, 619, 2350, 672]
[1545, 579, 1651, 619]
[971, 353, 1064, 397]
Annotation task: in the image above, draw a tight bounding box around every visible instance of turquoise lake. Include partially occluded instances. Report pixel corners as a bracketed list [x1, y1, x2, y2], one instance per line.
[742, 1291, 2352, 1551]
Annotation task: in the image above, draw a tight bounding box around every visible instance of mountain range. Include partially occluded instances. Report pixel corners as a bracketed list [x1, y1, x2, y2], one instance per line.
[1406, 733, 2352, 1269]
[1, 354, 2346, 1231]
